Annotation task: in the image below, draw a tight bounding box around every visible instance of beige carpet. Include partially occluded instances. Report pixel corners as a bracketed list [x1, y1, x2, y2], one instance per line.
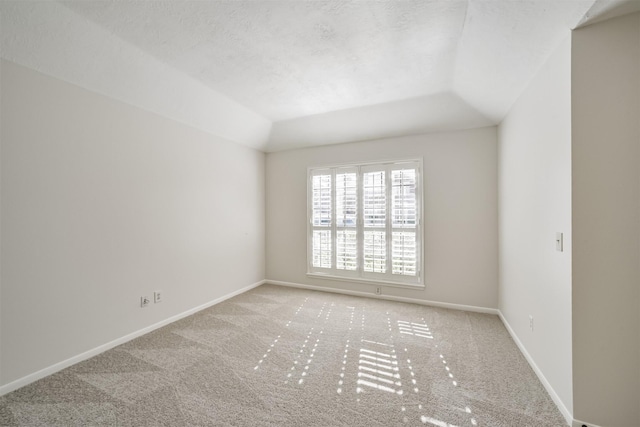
[0, 285, 566, 426]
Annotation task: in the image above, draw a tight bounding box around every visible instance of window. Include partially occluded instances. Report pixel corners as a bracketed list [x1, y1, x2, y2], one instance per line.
[308, 159, 423, 288]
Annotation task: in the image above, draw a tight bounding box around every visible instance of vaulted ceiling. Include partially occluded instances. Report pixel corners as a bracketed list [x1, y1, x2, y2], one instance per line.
[1, 0, 638, 151]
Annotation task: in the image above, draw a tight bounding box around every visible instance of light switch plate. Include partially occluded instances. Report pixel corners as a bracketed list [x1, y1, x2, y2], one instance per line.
[556, 232, 563, 252]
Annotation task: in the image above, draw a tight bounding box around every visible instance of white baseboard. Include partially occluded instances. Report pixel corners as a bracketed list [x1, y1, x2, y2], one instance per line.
[497, 311, 573, 426]
[265, 279, 499, 315]
[572, 419, 602, 427]
[0, 279, 265, 397]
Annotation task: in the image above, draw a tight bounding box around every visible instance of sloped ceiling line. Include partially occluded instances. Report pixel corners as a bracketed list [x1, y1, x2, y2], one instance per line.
[3, 0, 635, 152]
[0, 0, 273, 151]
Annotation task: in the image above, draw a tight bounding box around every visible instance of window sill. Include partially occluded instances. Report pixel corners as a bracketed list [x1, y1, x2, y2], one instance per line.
[306, 272, 425, 290]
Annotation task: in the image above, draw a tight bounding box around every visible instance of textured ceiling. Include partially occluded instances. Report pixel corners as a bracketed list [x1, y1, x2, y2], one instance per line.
[60, 0, 468, 122]
[2, 0, 637, 151]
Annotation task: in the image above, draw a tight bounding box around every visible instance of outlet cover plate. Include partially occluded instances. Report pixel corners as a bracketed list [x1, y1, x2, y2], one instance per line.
[141, 296, 150, 308]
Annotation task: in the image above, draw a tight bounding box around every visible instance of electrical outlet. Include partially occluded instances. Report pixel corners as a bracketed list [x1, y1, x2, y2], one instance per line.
[154, 291, 163, 303]
[529, 315, 534, 332]
[375, 287, 382, 295]
[141, 296, 150, 308]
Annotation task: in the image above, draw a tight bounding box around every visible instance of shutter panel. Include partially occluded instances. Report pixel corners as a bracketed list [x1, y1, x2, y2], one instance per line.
[336, 172, 357, 227]
[312, 230, 332, 268]
[363, 171, 386, 228]
[364, 230, 386, 273]
[336, 230, 357, 270]
[312, 174, 332, 227]
[336, 171, 357, 271]
[391, 168, 418, 276]
[363, 170, 386, 273]
[392, 231, 417, 275]
[391, 169, 417, 228]
[311, 173, 332, 269]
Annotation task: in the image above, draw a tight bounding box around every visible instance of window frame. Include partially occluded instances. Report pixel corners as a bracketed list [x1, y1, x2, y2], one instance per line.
[307, 158, 424, 289]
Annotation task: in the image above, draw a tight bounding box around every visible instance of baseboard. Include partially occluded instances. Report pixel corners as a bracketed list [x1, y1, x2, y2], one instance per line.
[265, 279, 499, 315]
[497, 311, 573, 426]
[572, 419, 603, 427]
[0, 279, 266, 397]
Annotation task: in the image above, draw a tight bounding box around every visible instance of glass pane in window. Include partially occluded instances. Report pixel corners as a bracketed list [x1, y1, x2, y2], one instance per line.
[392, 232, 416, 276]
[363, 171, 385, 228]
[312, 230, 332, 268]
[392, 169, 417, 228]
[312, 174, 332, 227]
[336, 172, 357, 227]
[364, 230, 386, 273]
[337, 230, 357, 271]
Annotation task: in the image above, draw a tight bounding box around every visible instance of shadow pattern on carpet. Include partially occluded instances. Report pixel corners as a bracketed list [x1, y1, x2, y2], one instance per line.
[0, 285, 567, 426]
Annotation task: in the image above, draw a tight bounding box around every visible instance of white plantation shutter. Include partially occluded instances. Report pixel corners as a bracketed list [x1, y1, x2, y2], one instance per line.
[313, 230, 332, 268]
[336, 172, 357, 227]
[310, 172, 332, 269]
[363, 171, 386, 228]
[364, 230, 386, 273]
[336, 230, 357, 270]
[308, 160, 422, 287]
[336, 171, 358, 271]
[391, 169, 417, 228]
[363, 170, 387, 274]
[312, 174, 332, 227]
[392, 232, 416, 275]
[391, 169, 417, 276]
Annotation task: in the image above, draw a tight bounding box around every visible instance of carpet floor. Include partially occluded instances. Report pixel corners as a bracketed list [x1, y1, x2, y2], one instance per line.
[0, 285, 566, 426]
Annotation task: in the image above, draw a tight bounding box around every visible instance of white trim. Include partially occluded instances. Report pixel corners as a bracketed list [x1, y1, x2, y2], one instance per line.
[306, 272, 425, 290]
[0, 279, 266, 397]
[572, 420, 602, 427]
[307, 157, 423, 171]
[266, 279, 498, 315]
[498, 310, 573, 426]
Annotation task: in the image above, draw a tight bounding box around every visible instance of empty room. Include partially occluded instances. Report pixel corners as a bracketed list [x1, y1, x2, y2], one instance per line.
[0, 1, 638, 426]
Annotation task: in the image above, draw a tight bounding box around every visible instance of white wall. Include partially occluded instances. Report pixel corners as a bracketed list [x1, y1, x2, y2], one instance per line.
[571, 13, 640, 427]
[266, 127, 498, 309]
[0, 56, 3, 385]
[0, 60, 265, 386]
[498, 35, 573, 420]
